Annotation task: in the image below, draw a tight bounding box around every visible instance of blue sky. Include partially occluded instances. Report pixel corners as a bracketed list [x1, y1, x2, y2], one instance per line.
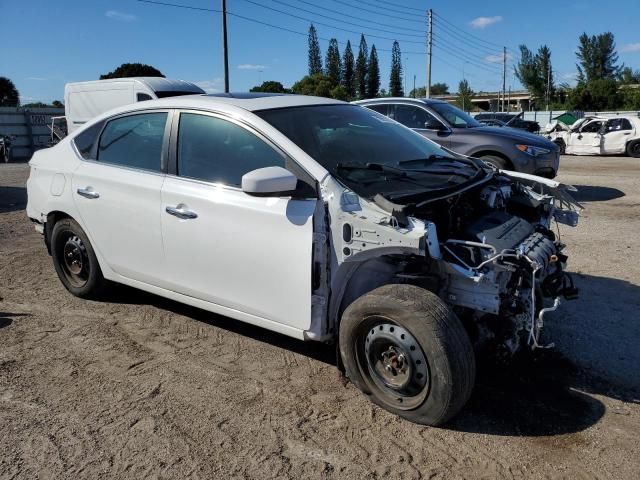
[3, 0, 640, 103]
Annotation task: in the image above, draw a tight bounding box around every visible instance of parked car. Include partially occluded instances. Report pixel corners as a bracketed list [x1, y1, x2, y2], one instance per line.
[27, 93, 580, 426]
[64, 77, 205, 134]
[477, 118, 507, 128]
[474, 112, 541, 133]
[544, 115, 640, 157]
[354, 98, 559, 178]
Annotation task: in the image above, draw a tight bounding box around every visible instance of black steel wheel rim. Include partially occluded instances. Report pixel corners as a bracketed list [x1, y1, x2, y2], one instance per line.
[58, 232, 90, 287]
[356, 316, 430, 410]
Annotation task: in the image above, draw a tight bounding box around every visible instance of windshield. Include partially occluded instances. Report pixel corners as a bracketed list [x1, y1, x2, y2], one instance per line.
[429, 102, 482, 128]
[257, 104, 482, 200]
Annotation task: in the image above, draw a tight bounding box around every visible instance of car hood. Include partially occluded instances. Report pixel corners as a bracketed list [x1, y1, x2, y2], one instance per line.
[470, 126, 557, 148]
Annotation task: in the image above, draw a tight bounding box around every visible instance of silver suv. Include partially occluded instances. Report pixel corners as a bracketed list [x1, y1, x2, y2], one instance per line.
[355, 98, 560, 178]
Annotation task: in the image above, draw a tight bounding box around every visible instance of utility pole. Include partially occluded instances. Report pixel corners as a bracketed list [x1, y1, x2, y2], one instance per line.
[413, 74, 416, 98]
[545, 63, 551, 111]
[426, 9, 432, 98]
[222, 0, 229, 93]
[501, 46, 506, 112]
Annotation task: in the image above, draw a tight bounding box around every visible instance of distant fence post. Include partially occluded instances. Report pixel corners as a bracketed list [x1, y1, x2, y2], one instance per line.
[23, 109, 34, 159]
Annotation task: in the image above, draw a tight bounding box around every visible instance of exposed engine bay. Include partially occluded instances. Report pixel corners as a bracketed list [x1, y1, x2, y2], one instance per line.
[324, 169, 582, 355]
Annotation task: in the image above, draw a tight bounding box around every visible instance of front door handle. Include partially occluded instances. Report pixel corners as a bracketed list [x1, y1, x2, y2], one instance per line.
[165, 204, 198, 219]
[77, 187, 100, 199]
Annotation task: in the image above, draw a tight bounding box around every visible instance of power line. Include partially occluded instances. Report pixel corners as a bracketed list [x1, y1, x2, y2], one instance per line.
[432, 11, 514, 52]
[135, 0, 428, 54]
[239, 0, 425, 44]
[361, 0, 425, 14]
[287, 0, 427, 34]
[432, 33, 502, 71]
[432, 42, 502, 74]
[326, 0, 425, 24]
[432, 17, 503, 56]
[271, 0, 424, 39]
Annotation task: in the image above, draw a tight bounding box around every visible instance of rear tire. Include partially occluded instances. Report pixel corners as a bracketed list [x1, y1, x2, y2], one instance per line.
[339, 284, 475, 426]
[627, 140, 640, 158]
[51, 218, 106, 298]
[479, 154, 508, 170]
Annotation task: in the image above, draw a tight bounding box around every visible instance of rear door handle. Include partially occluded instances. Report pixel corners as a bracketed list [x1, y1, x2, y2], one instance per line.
[77, 187, 99, 199]
[165, 204, 198, 219]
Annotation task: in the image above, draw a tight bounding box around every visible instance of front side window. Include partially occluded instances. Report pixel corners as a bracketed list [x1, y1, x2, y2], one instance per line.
[177, 113, 285, 187]
[97, 112, 167, 171]
[581, 120, 604, 133]
[392, 105, 441, 130]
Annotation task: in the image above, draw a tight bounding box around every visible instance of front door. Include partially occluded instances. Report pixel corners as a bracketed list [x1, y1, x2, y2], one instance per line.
[72, 111, 169, 284]
[566, 119, 605, 155]
[160, 111, 317, 331]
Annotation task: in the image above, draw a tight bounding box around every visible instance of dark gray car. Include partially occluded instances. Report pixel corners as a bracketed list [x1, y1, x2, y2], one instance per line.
[354, 98, 560, 178]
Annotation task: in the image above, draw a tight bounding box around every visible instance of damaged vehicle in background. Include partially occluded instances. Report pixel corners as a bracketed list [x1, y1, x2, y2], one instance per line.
[26, 94, 581, 426]
[544, 115, 640, 157]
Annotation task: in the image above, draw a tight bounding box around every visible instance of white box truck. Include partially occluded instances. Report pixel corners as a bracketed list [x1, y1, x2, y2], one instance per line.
[64, 77, 205, 133]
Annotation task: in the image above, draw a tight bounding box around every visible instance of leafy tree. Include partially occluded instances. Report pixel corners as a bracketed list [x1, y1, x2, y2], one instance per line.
[455, 79, 474, 111]
[565, 78, 621, 110]
[355, 34, 368, 100]
[250, 81, 289, 93]
[308, 24, 323, 76]
[367, 45, 380, 98]
[342, 41, 356, 99]
[100, 63, 164, 79]
[0, 77, 20, 107]
[52, 100, 64, 108]
[515, 44, 555, 103]
[389, 41, 403, 97]
[576, 32, 621, 83]
[431, 83, 449, 95]
[325, 38, 341, 86]
[330, 85, 349, 101]
[619, 67, 640, 85]
[22, 102, 50, 108]
[292, 74, 334, 98]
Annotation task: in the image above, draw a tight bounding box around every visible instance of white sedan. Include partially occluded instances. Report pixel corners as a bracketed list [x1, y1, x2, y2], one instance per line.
[27, 93, 580, 425]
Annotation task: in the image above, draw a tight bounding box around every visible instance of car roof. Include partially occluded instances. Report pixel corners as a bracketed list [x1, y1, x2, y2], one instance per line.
[132, 92, 345, 112]
[352, 97, 448, 106]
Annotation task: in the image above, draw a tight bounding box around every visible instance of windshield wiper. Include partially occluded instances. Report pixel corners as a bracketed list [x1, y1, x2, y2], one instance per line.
[338, 161, 474, 179]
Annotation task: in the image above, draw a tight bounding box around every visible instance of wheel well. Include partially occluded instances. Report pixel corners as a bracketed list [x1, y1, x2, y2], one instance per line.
[44, 211, 73, 254]
[470, 151, 514, 169]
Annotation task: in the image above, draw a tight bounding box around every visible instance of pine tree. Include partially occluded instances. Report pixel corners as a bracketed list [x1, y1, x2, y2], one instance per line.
[367, 45, 380, 98]
[576, 32, 621, 83]
[308, 24, 323, 76]
[341, 41, 356, 99]
[389, 41, 403, 97]
[325, 38, 342, 86]
[455, 79, 474, 111]
[355, 34, 368, 100]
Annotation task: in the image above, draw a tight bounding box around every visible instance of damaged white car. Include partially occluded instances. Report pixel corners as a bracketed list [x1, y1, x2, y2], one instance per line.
[26, 94, 581, 425]
[545, 115, 640, 157]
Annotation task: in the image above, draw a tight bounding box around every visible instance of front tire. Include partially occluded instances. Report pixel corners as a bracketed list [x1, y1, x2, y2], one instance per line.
[339, 285, 475, 426]
[51, 218, 106, 298]
[479, 154, 508, 170]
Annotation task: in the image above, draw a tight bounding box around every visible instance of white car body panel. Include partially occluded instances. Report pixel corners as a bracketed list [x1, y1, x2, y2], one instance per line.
[160, 176, 316, 331]
[547, 115, 638, 155]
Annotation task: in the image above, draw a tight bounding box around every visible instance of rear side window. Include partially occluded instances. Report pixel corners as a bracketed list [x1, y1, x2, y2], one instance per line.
[73, 122, 104, 160]
[606, 118, 633, 132]
[177, 113, 285, 187]
[137, 93, 153, 101]
[365, 104, 388, 115]
[97, 112, 167, 171]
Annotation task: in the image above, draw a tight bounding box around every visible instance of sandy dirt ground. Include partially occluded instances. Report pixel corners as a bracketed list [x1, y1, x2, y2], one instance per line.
[1, 157, 639, 479]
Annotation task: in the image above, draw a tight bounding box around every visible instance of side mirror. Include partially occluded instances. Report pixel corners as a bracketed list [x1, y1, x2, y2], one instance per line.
[424, 121, 444, 130]
[242, 166, 298, 196]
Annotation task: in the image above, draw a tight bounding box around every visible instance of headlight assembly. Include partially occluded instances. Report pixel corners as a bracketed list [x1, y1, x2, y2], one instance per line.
[516, 144, 551, 157]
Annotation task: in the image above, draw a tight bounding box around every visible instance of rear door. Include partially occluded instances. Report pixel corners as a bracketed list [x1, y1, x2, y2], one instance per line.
[72, 110, 170, 284]
[602, 118, 634, 154]
[160, 110, 317, 331]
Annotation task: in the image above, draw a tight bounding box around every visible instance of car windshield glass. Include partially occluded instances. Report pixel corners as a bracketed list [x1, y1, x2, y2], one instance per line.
[256, 104, 481, 199]
[429, 102, 482, 128]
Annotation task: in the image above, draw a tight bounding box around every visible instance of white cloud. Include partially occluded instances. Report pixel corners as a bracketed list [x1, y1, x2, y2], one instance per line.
[237, 64, 267, 70]
[621, 43, 640, 53]
[195, 78, 224, 94]
[485, 52, 512, 63]
[562, 72, 578, 80]
[470, 16, 503, 29]
[105, 10, 137, 22]
[26, 77, 47, 81]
